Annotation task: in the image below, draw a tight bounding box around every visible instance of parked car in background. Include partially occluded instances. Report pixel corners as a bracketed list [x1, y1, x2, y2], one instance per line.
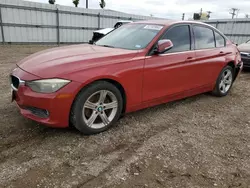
[10, 20, 243, 135]
[89, 20, 133, 44]
[238, 40, 250, 68]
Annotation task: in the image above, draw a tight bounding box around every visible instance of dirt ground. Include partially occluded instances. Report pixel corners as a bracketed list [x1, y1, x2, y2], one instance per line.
[0, 45, 250, 188]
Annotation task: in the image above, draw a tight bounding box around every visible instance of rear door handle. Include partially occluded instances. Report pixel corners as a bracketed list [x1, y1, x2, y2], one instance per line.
[219, 51, 225, 55]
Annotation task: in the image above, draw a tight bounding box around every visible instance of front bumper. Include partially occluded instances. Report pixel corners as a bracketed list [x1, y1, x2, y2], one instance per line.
[237, 60, 244, 70]
[241, 55, 250, 68]
[234, 60, 244, 81]
[11, 68, 81, 128]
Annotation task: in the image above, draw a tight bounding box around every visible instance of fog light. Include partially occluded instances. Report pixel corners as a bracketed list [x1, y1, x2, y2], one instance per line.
[24, 107, 49, 118]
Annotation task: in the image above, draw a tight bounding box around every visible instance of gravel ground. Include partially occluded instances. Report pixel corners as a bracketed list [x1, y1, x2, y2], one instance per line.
[0, 45, 250, 188]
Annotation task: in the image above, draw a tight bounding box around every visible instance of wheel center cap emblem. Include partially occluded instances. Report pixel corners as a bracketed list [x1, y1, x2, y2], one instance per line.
[97, 106, 103, 112]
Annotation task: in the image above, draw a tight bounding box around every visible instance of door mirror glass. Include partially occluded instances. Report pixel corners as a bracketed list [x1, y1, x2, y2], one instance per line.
[156, 39, 173, 54]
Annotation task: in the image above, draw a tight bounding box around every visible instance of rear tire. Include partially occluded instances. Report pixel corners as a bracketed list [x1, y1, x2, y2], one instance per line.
[212, 65, 234, 97]
[70, 81, 123, 135]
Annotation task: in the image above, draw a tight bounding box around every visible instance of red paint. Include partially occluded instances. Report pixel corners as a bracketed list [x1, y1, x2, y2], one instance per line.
[11, 20, 242, 128]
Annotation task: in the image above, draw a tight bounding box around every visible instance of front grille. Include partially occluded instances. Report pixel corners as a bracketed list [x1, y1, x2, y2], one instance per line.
[240, 52, 250, 57]
[241, 57, 250, 65]
[25, 107, 49, 118]
[11, 75, 19, 89]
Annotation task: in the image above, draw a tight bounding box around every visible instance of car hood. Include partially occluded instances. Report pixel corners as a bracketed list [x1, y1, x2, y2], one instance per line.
[238, 43, 250, 53]
[94, 28, 114, 35]
[17, 44, 139, 78]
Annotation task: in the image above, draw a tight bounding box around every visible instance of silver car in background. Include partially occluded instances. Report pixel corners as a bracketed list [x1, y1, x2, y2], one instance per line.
[89, 20, 133, 44]
[238, 40, 250, 68]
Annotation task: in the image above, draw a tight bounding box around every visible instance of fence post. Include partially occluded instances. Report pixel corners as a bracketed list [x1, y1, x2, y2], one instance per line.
[215, 21, 219, 29]
[0, 5, 5, 44]
[98, 13, 101, 29]
[56, 8, 60, 45]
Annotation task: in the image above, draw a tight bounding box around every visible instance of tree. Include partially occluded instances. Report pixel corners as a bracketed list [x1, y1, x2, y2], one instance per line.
[48, 0, 55, 4]
[73, 0, 80, 7]
[99, 0, 106, 9]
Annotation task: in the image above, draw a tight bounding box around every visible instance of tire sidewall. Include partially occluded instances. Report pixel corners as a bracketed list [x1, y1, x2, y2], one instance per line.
[72, 81, 123, 134]
[215, 66, 234, 96]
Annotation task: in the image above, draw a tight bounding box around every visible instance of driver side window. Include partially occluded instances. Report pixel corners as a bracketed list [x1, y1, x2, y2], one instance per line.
[161, 25, 191, 53]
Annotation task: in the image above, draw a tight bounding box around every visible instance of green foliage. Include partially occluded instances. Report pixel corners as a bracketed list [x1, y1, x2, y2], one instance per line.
[73, 0, 80, 7]
[99, 0, 106, 9]
[48, 0, 55, 4]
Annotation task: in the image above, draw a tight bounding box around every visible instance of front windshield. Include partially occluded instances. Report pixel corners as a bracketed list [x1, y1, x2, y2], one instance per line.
[95, 24, 163, 50]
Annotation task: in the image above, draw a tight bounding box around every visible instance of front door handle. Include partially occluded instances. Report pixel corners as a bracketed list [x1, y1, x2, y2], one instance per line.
[186, 57, 194, 61]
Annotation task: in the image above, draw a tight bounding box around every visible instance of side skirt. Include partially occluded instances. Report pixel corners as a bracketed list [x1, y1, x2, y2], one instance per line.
[126, 84, 214, 113]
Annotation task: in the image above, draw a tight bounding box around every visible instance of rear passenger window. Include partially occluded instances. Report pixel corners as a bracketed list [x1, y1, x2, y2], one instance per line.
[161, 25, 191, 53]
[215, 32, 225, 47]
[193, 26, 215, 49]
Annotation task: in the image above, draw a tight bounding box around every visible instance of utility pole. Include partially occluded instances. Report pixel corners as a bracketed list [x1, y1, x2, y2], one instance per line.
[236, 9, 240, 18]
[200, 8, 203, 16]
[230, 8, 239, 19]
[86, 0, 88, 8]
[182, 13, 185, 20]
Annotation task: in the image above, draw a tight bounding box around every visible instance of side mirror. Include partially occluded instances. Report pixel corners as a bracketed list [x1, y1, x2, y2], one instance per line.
[155, 39, 173, 54]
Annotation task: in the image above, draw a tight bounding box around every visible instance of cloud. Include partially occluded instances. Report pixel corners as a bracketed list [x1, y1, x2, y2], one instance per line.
[26, 0, 250, 19]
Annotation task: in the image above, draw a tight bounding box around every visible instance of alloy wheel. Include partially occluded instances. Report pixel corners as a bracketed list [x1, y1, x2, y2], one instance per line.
[219, 69, 233, 94]
[82, 90, 118, 129]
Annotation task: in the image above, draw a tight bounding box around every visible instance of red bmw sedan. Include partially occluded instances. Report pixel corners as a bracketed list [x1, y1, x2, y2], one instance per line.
[10, 20, 243, 134]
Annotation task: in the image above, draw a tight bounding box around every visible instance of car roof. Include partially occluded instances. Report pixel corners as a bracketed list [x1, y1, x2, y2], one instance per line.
[133, 19, 212, 27]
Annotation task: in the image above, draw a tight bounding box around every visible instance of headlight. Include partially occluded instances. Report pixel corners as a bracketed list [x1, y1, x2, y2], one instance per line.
[26, 79, 70, 93]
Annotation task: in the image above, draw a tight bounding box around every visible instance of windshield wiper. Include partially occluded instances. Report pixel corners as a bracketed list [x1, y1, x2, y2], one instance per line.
[99, 45, 115, 48]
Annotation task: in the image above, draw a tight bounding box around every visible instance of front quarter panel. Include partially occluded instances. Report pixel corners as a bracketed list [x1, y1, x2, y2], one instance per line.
[61, 53, 145, 111]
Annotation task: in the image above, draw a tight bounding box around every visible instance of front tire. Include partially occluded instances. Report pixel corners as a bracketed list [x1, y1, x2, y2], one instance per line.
[71, 81, 123, 135]
[212, 65, 234, 97]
